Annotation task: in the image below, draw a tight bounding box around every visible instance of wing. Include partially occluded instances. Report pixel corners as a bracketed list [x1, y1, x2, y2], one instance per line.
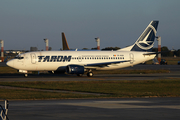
[84, 60, 131, 67]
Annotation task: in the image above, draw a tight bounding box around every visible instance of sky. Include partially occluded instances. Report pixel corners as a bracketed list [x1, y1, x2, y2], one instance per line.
[1, 0, 180, 51]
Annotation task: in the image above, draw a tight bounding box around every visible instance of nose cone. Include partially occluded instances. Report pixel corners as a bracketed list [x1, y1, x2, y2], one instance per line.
[6, 60, 14, 68]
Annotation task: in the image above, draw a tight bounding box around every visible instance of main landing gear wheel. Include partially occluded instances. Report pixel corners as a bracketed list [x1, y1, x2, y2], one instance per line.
[24, 74, 28, 77]
[87, 72, 93, 77]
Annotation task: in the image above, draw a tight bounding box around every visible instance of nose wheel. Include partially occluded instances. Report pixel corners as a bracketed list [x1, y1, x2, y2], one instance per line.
[24, 73, 28, 77]
[87, 72, 93, 77]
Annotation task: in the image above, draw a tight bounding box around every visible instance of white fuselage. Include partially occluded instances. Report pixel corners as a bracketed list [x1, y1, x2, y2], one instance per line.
[7, 51, 155, 72]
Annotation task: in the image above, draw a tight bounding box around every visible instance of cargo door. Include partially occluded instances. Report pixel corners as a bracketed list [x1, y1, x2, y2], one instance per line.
[129, 53, 134, 64]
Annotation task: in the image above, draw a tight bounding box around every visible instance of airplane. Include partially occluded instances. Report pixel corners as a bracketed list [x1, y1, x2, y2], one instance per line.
[6, 21, 159, 77]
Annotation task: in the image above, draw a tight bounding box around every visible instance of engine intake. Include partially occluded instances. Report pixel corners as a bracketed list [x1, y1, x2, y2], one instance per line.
[66, 65, 84, 74]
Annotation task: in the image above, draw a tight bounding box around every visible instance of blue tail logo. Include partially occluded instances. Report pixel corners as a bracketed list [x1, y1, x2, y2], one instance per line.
[131, 21, 159, 51]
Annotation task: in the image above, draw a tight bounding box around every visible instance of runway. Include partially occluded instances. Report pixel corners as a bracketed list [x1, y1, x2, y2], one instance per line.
[1, 97, 180, 120]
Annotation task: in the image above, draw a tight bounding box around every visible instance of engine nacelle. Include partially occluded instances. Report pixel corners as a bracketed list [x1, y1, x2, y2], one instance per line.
[66, 65, 84, 74]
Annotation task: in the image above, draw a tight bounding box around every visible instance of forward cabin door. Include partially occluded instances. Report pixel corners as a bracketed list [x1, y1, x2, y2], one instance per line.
[31, 53, 36, 64]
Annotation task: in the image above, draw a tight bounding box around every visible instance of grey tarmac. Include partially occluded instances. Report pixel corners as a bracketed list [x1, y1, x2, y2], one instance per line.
[1, 97, 180, 120]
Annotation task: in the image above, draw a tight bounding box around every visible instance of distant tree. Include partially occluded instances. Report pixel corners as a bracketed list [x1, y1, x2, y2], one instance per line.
[152, 47, 176, 57]
[91, 47, 97, 50]
[48, 47, 52, 51]
[152, 48, 158, 52]
[82, 48, 89, 50]
[161, 46, 169, 51]
[174, 49, 180, 57]
[161, 46, 170, 57]
[101, 47, 120, 51]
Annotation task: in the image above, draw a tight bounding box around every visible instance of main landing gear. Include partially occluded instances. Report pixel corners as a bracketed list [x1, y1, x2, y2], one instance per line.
[76, 69, 94, 77]
[86, 69, 93, 77]
[76, 72, 93, 77]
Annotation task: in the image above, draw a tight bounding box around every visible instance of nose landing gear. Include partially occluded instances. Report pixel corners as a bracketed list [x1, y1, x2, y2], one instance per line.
[87, 69, 93, 77]
[24, 73, 28, 77]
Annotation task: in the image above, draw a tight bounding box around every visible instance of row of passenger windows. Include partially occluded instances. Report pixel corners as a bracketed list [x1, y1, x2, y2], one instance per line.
[71, 57, 124, 60]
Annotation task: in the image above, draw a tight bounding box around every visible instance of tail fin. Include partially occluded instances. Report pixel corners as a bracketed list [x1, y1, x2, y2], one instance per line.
[118, 21, 159, 51]
[62, 32, 70, 50]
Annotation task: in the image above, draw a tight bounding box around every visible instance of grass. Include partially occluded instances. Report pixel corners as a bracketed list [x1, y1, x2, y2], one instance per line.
[0, 88, 98, 100]
[145, 57, 180, 65]
[93, 69, 169, 74]
[0, 66, 18, 74]
[0, 79, 180, 100]
[162, 57, 180, 65]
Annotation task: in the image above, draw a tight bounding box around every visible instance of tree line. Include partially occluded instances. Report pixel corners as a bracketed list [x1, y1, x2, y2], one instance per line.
[86, 46, 180, 57]
[152, 46, 180, 57]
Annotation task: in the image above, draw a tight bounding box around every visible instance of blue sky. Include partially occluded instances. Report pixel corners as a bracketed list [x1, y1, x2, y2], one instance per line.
[1, 0, 180, 50]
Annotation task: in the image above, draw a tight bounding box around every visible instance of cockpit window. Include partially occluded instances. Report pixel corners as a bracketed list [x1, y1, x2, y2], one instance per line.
[14, 55, 24, 59]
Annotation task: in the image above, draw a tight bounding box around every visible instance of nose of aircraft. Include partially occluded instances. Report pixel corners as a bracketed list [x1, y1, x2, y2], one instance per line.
[6, 60, 14, 68]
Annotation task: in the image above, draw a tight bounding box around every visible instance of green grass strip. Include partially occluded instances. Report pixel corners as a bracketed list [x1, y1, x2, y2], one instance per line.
[0, 88, 101, 100]
[0, 79, 180, 100]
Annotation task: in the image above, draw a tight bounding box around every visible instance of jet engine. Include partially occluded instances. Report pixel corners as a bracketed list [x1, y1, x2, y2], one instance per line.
[66, 65, 84, 74]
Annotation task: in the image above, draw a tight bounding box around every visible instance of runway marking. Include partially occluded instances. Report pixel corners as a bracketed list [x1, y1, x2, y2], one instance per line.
[59, 100, 180, 109]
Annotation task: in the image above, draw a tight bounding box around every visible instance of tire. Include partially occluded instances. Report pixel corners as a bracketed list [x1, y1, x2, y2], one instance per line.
[24, 74, 28, 77]
[87, 72, 93, 77]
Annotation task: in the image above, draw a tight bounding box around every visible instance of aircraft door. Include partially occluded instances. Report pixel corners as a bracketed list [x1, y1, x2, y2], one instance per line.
[129, 53, 134, 64]
[31, 53, 36, 64]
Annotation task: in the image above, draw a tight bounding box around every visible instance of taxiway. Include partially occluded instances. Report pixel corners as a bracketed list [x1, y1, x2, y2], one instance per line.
[1, 97, 180, 120]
